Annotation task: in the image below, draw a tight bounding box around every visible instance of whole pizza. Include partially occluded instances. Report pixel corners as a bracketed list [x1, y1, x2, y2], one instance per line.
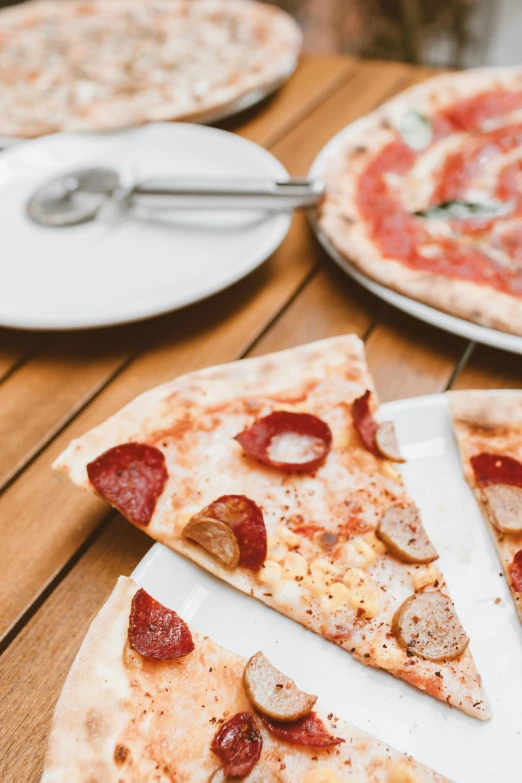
[318, 68, 522, 336]
[0, 0, 301, 137]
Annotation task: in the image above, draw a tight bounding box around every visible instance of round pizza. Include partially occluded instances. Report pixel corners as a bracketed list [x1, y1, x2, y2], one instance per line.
[318, 67, 522, 336]
[0, 0, 301, 137]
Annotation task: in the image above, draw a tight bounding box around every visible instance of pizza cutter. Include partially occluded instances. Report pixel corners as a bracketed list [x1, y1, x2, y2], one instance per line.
[26, 167, 324, 228]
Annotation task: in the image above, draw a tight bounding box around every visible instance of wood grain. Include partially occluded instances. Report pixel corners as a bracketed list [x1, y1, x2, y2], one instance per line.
[271, 59, 411, 175]
[220, 55, 357, 147]
[364, 311, 466, 401]
[450, 343, 522, 390]
[248, 257, 381, 357]
[0, 328, 46, 383]
[0, 324, 153, 491]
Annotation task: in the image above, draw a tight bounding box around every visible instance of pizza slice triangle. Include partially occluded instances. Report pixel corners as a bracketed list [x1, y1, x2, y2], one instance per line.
[53, 335, 490, 720]
[449, 389, 522, 622]
[41, 576, 451, 782]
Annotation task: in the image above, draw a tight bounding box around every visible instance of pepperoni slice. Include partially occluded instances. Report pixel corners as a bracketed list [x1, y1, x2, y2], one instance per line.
[128, 588, 194, 660]
[235, 411, 332, 473]
[211, 712, 262, 777]
[191, 495, 267, 572]
[510, 550, 522, 593]
[352, 390, 379, 456]
[471, 453, 522, 488]
[256, 710, 343, 747]
[87, 443, 167, 527]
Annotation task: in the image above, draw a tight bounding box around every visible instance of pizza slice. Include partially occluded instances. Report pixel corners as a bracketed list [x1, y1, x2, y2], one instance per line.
[41, 576, 452, 782]
[449, 389, 522, 622]
[53, 335, 490, 719]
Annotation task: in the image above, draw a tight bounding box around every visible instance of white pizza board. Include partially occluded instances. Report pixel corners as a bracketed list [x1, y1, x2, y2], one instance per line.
[0, 123, 291, 330]
[309, 120, 522, 356]
[133, 393, 522, 783]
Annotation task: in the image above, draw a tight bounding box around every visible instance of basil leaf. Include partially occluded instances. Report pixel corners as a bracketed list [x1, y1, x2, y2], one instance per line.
[398, 110, 433, 151]
[414, 200, 515, 221]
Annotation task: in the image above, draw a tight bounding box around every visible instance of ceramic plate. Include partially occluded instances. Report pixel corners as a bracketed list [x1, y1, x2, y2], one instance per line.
[0, 123, 291, 330]
[309, 120, 522, 355]
[133, 393, 522, 783]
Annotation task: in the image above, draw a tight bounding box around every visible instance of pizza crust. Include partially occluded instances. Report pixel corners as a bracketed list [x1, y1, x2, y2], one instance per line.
[0, 0, 301, 137]
[40, 576, 452, 782]
[448, 390, 522, 621]
[53, 336, 491, 721]
[318, 67, 522, 336]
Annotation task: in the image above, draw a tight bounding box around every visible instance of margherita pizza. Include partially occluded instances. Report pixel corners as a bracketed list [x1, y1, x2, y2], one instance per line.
[53, 335, 490, 720]
[318, 67, 522, 336]
[40, 575, 451, 782]
[449, 389, 522, 621]
[0, 0, 301, 137]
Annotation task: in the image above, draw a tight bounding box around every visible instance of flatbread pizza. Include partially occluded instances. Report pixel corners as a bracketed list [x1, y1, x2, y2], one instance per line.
[40, 575, 452, 782]
[0, 0, 301, 137]
[53, 335, 490, 720]
[449, 389, 522, 622]
[318, 67, 522, 336]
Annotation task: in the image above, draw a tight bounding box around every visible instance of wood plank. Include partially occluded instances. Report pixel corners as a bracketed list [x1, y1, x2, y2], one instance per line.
[0, 516, 150, 783]
[0, 324, 152, 491]
[0, 328, 45, 384]
[0, 58, 417, 645]
[450, 343, 522, 390]
[270, 59, 412, 175]
[364, 311, 466, 402]
[219, 55, 357, 147]
[0, 56, 353, 497]
[248, 257, 381, 357]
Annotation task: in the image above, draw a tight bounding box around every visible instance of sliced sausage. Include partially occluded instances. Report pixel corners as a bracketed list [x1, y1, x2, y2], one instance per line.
[375, 421, 405, 463]
[392, 591, 469, 662]
[482, 484, 522, 534]
[183, 516, 240, 569]
[243, 652, 317, 722]
[377, 504, 438, 564]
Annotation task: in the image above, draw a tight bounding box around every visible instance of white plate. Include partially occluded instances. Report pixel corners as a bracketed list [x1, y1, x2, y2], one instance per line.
[0, 123, 290, 330]
[309, 120, 522, 355]
[133, 393, 522, 783]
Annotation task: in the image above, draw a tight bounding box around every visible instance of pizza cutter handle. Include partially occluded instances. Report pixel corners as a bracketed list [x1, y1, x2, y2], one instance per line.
[128, 177, 324, 211]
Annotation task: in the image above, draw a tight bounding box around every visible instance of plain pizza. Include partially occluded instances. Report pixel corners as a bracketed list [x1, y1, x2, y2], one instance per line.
[318, 67, 522, 336]
[40, 575, 452, 782]
[0, 0, 300, 137]
[449, 389, 522, 622]
[53, 335, 490, 720]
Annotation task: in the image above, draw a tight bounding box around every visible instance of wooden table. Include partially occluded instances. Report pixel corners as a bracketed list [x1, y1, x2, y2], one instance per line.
[1, 55, 521, 783]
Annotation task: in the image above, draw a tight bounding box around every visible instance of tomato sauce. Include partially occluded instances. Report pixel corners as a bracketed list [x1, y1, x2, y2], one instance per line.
[356, 89, 522, 296]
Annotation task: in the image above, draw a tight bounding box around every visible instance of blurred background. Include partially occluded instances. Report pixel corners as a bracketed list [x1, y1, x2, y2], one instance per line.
[265, 0, 515, 68]
[0, 0, 518, 69]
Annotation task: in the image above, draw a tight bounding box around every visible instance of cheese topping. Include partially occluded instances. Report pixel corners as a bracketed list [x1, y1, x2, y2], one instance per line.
[303, 770, 341, 783]
[323, 582, 351, 613]
[267, 539, 288, 563]
[283, 551, 308, 580]
[411, 563, 442, 592]
[388, 760, 423, 783]
[345, 537, 379, 569]
[276, 524, 302, 548]
[342, 568, 382, 618]
[258, 560, 282, 588]
[371, 638, 407, 671]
